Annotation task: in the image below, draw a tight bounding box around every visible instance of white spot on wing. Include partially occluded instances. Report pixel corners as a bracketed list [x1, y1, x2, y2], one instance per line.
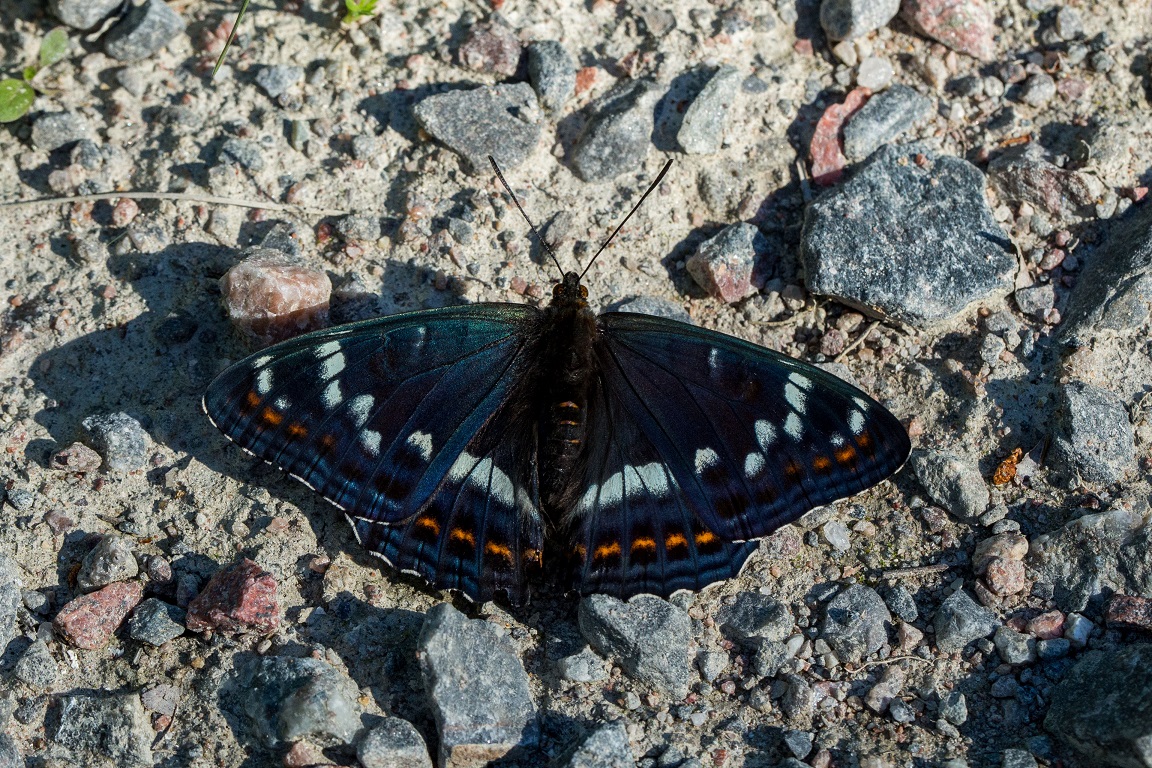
[348, 394, 374, 428]
[274, 396, 290, 411]
[695, 448, 720, 476]
[788, 371, 813, 390]
[785, 412, 804, 440]
[633, 462, 672, 497]
[784, 382, 807, 413]
[406, 431, 433, 462]
[744, 452, 765, 479]
[322, 380, 343, 410]
[830, 433, 846, 447]
[708, 348, 721, 371]
[256, 368, 273, 395]
[448, 452, 479, 482]
[755, 420, 777, 450]
[852, 396, 870, 411]
[321, 349, 346, 380]
[254, 355, 273, 368]
[576, 462, 674, 513]
[361, 429, 381, 456]
[848, 410, 866, 435]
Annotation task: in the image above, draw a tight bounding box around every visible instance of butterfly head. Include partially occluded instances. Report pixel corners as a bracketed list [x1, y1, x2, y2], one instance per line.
[551, 271, 589, 309]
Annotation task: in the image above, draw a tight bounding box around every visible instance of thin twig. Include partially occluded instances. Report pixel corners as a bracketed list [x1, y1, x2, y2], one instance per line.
[834, 319, 881, 363]
[852, 654, 933, 671]
[0, 191, 348, 218]
[881, 563, 951, 580]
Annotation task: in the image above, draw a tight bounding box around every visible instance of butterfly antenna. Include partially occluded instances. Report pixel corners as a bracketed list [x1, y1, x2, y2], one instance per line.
[488, 155, 566, 277]
[579, 158, 673, 281]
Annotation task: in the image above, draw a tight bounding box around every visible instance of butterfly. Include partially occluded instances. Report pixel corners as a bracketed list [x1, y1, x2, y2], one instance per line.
[203, 157, 910, 605]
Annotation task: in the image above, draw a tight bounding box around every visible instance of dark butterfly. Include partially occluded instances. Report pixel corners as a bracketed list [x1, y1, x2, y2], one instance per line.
[203, 158, 910, 605]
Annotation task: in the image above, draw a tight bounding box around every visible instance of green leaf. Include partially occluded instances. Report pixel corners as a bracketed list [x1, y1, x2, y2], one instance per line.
[343, 0, 378, 24]
[22, 66, 37, 81]
[0, 79, 35, 123]
[39, 28, 70, 70]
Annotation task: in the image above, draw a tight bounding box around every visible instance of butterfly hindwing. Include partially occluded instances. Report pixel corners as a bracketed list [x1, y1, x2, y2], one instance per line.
[203, 304, 545, 603]
[565, 312, 910, 598]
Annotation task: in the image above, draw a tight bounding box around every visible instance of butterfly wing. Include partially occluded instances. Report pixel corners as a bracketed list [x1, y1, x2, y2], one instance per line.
[203, 304, 544, 604]
[568, 311, 910, 598]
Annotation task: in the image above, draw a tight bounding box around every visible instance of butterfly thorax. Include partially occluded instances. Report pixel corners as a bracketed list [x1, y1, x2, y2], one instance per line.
[536, 272, 597, 526]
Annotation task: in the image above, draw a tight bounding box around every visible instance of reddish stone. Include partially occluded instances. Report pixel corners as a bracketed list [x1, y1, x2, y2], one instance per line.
[972, 533, 1028, 574]
[220, 248, 331, 347]
[111, 198, 140, 228]
[574, 66, 598, 96]
[686, 223, 761, 303]
[1026, 610, 1065, 640]
[54, 581, 144, 649]
[1057, 77, 1090, 101]
[809, 87, 870, 186]
[984, 557, 1026, 596]
[50, 442, 102, 472]
[457, 18, 521, 76]
[1106, 594, 1152, 631]
[186, 558, 280, 634]
[901, 0, 996, 61]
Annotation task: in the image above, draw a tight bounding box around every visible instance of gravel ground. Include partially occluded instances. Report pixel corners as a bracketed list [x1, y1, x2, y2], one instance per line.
[1, 0, 1151, 767]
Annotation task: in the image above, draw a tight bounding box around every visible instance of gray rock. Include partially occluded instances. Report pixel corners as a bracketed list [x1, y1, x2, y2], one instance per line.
[0, 734, 19, 768]
[677, 65, 743, 155]
[240, 656, 363, 748]
[696, 650, 727, 683]
[1019, 73, 1056, 107]
[1045, 645, 1152, 767]
[357, 718, 433, 768]
[139, 684, 180, 717]
[15, 638, 58, 689]
[571, 80, 660, 182]
[934, 590, 998, 653]
[78, 535, 139, 592]
[414, 83, 542, 175]
[103, 0, 186, 61]
[81, 412, 151, 472]
[32, 112, 94, 151]
[686, 222, 767, 302]
[783, 729, 814, 759]
[888, 698, 915, 723]
[527, 41, 576, 112]
[820, 0, 900, 40]
[1013, 284, 1055, 321]
[218, 138, 265, 171]
[1049, 382, 1136, 485]
[820, 584, 891, 662]
[991, 675, 1019, 698]
[1055, 7, 1083, 39]
[716, 592, 793, 646]
[48, 0, 122, 29]
[864, 665, 904, 714]
[0, 555, 20, 656]
[1001, 749, 1037, 768]
[1030, 507, 1145, 611]
[1037, 638, 1070, 660]
[843, 85, 933, 161]
[557, 646, 609, 683]
[801, 144, 1015, 327]
[987, 145, 1104, 221]
[883, 583, 918, 623]
[255, 65, 303, 99]
[419, 603, 538, 767]
[53, 693, 153, 766]
[607, 296, 693, 324]
[556, 722, 634, 768]
[335, 214, 383, 243]
[780, 674, 816, 720]
[127, 598, 186, 646]
[579, 593, 692, 698]
[910, 450, 989, 523]
[940, 691, 967, 725]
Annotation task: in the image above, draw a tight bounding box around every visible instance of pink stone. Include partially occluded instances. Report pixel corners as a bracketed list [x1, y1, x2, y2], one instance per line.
[685, 223, 761, 303]
[1026, 610, 1065, 640]
[457, 19, 521, 76]
[111, 198, 140, 228]
[54, 581, 144, 649]
[220, 248, 331, 347]
[1106, 595, 1152, 631]
[809, 87, 870, 186]
[901, 0, 996, 61]
[972, 533, 1028, 574]
[984, 557, 1026, 596]
[186, 558, 280, 634]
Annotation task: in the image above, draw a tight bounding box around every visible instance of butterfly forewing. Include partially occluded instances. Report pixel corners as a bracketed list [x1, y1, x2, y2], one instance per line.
[203, 304, 546, 603]
[563, 312, 910, 598]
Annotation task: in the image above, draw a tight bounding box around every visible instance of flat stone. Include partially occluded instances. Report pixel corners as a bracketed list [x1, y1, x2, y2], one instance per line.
[1045, 645, 1152, 766]
[820, 584, 891, 662]
[557, 646, 609, 683]
[419, 603, 538, 768]
[139, 684, 181, 717]
[50, 441, 103, 472]
[185, 558, 280, 634]
[1026, 610, 1065, 640]
[0, 734, 20, 768]
[686, 223, 766, 302]
[457, 17, 521, 76]
[1030, 508, 1145, 612]
[677, 65, 743, 155]
[357, 717, 433, 768]
[527, 41, 576, 112]
[910, 450, 989, 523]
[883, 583, 918, 622]
[0, 555, 21, 657]
[78, 534, 139, 592]
[993, 625, 1036, 665]
[127, 598, 186, 646]
[219, 247, 332, 347]
[103, 0, 186, 62]
[940, 691, 967, 725]
[54, 581, 144, 649]
[984, 557, 1027, 596]
[1049, 382, 1136, 485]
[1105, 594, 1152, 631]
[255, 65, 304, 99]
[240, 655, 363, 748]
[754, 639, 793, 678]
[53, 693, 153, 766]
[801, 144, 1015, 327]
[48, 0, 122, 29]
[1001, 749, 1038, 768]
[414, 83, 541, 174]
[843, 85, 933, 161]
[973, 533, 1029, 573]
[820, 0, 899, 40]
[14, 638, 58, 689]
[808, 87, 870, 185]
[579, 593, 692, 698]
[864, 665, 904, 714]
[218, 137, 264, 171]
[1019, 73, 1057, 107]
[901, 0, 996, 60]
[783, 728, 814, 759]
[716, 592, 793, 646]
[571, 80, 660, 182]
[32, 112, 94, 151]
[80, 412, 151, 472]
[856, 57, 895, 90]
[556, 722, 634, 768]
[987, 145, 1105, 221]
[934, 590, 998, 653]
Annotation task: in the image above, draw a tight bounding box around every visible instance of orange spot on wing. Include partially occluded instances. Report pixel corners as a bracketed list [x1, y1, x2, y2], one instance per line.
[260, 407, 283, 426]
[594, 541, 622, 561]
[318, 433, 338, 455]
[485, 541, 513, 561]
[243, 391, 261, 411]
[784, 459, 803, 480]
[812, 455, 831, 471]
[695, 530, 718, 546]
[449, 527, 475, 546]
[665, 532, 688, 550]
[856, 431, 872, 449]
[631, 537, 657, 553]
[415, 515, 440, 535]
[523, 548, 542, 565]
[835, 445, 857, 464]
[558, 401, 580, 410]
[286, 422, 307, 438]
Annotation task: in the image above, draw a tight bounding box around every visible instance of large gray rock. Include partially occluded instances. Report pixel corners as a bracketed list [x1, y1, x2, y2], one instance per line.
[418, 603, 538, 768]
[239, 656, 363, 748]
[843, 85, 933, 161]
[556, 722, 635, 768]
[910, 450, 989, 523]
[578, 594, 692, 698]
[801, 144, 1016, 327]
[78, 534, 140, 592]
[414, 83, 542, 175]
[716, 592, 793, 646]
[52, 693, 153, 766]
[987, 144, 1105, 221]
[1049, 382, 1136, 485]
[48, 0, 122, 29]
[102, 0, 186, 61]
[820, 0, 900, 40]
[571, 80, 660, 182]
[820, 584, 891, 662]
[357, 717, 433, 768]
[677, 65, 743, 155]
[1045, 644, 1152, 767]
